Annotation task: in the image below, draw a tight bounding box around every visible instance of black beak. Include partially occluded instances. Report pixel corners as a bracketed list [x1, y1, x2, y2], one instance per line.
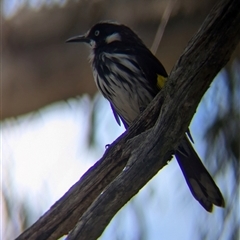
[66, 34, 90, 43]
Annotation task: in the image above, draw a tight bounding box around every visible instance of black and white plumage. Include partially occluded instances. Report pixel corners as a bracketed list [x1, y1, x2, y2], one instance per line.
[66, 21, 225, 212]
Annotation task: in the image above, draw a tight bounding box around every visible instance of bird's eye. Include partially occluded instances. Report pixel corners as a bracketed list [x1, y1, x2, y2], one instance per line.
[94, 30, 100, 36]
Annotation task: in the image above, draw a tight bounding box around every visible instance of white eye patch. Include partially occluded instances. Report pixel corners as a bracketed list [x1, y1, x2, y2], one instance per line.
[105, 33, 121, 44]
[89, 39, 96, 48]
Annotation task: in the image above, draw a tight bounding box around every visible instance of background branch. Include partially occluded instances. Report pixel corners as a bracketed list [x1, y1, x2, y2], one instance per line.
[16, 0, 240, 239]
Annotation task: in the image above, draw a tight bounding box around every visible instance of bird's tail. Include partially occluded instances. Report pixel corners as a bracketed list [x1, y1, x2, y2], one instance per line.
[175, 135, 225, 212]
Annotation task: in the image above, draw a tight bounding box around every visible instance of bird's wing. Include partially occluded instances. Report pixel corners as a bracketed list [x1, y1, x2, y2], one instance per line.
[110, 102, 121, 125]
[132, 46, 168, 90]
[110, 103, 129, 128]
[110, 44, 168, 91]
[109, 44, 168, 127]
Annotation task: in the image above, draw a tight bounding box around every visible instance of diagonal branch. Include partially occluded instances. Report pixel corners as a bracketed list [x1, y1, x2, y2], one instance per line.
[16, 0, 240, 239]
[66, 1, 240, 238]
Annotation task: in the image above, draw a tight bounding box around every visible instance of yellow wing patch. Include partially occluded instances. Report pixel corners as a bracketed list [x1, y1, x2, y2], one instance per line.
[157, 75, 167, 89]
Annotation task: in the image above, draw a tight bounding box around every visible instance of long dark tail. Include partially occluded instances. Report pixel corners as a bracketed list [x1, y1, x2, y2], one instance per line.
[175, 135, 225, 212]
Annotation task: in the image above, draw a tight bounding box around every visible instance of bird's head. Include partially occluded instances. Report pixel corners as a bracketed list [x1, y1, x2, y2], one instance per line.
[66, 21, 144, 49]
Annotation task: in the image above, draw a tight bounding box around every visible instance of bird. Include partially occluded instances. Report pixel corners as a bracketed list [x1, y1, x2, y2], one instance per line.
[66, 21, 225, 212]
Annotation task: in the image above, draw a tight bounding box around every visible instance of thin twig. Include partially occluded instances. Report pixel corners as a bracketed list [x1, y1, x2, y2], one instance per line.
[151, 0, 178, 54]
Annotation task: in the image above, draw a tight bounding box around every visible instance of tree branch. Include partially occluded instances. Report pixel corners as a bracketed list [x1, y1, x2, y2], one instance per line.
[16, 0, 240, 239]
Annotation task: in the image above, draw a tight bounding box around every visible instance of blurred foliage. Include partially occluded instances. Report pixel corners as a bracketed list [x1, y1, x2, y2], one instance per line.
[205, 61, 240, 168]
[202, 60, 240, 240]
